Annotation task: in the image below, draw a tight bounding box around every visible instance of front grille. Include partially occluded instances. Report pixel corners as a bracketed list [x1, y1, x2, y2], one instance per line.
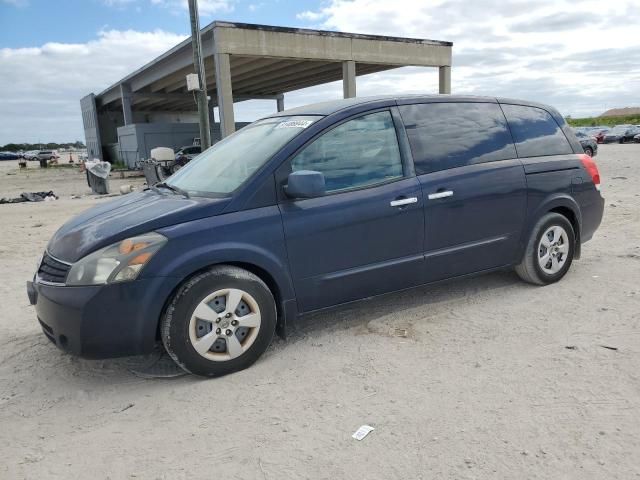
[37, 252, 71, 284]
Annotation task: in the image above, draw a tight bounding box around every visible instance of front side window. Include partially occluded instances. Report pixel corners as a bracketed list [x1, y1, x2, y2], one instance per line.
[398, 102, 516, 175]
[290, 111, 403, 193]
[167, 115, 321, 195]
[502, 104, 573, 157]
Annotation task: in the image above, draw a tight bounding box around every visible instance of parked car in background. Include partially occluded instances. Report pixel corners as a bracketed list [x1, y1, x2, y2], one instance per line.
[574, 130, 598, 156]
[25, 150, 58, 161]
[603, 125, 640, 143]
[587, 128, 609, 144]
[172, 145, 203, 171]
[0, 151, 20, 160]
[634, 133, 640, 143]
[175, 145, 202, 162]
[27, 95, 604, 377]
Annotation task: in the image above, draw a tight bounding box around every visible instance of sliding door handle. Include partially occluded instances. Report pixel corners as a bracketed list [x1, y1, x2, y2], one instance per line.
[390, 197, 418, 207]
[428, 190, 453, 200]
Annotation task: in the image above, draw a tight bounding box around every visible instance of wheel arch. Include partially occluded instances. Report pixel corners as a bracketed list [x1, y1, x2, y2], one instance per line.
[520, 195, 583, 262]
[548, 204, 581, 260]
[150, 248, 295, 342]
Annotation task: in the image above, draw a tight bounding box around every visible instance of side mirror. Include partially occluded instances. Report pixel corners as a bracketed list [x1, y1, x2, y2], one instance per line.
[284, 170, 326, 199]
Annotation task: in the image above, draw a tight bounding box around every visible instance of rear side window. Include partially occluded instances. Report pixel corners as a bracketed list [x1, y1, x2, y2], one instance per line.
[501, 104, 573, 157]
[291, 111, 403, 193]
[398, 102, 516, 175]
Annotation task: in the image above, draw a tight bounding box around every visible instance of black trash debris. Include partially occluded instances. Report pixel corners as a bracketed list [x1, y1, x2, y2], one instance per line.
[0, 191, 58, 204]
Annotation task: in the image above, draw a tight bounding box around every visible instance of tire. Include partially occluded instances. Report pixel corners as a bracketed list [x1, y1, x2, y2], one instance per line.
[161, 265, 277, 377]
[584, 147, 593, 157]
[515, 213, 575, 286]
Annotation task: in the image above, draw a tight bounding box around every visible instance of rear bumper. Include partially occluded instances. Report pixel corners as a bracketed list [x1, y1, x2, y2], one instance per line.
[581, 193, 604, 243]
[27, 276, 177, 359]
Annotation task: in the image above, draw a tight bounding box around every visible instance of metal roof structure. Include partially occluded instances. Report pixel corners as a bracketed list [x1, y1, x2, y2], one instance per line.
[96, 22, 452, 112]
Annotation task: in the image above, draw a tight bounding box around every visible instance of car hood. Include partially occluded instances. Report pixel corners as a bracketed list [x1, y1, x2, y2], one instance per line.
[47, 190, 230, 262]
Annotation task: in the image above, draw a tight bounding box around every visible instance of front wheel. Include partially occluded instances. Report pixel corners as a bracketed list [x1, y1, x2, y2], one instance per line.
[584, 146, 593, 157]
[515, 213, 575, 285]
[161, 266, 277, 377]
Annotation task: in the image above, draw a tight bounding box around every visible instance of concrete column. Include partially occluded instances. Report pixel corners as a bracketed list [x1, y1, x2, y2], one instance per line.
[120, 83, 133, 125]
[207, 99, 215, 142]
[439, 66, 451, 94]
[214, 52, 235, 138]
[276, 94, 285, 112]
[342, 60, 356, 98]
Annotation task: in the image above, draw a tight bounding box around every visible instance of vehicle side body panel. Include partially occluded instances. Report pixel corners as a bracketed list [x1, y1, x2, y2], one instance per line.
[418, 159, 527, 282]
[279, 177, 425, 312]
[151, 206, 296, 303]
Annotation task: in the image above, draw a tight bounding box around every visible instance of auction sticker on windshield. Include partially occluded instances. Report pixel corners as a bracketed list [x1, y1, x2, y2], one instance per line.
[275, 119, 315, 129]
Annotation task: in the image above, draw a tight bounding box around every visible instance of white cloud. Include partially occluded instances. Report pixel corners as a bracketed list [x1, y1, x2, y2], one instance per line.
[149, 0, 234, 15]
[102, 0, 137, 6]
[293, 0, 640, 118]
[296, 10, 324, 21]
[0, 29, 186, 144]
[2, 0, 28, 6]
[3, 0, 639, 144]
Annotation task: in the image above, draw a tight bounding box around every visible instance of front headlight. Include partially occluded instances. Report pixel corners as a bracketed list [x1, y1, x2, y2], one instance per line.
[66, 232, 167, 286]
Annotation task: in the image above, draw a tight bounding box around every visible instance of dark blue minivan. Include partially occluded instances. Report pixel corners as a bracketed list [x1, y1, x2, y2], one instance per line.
[27, 95, 604, 376]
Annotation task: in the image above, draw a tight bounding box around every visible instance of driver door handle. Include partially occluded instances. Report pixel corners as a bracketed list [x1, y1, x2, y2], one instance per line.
[428, 190, 454, 200]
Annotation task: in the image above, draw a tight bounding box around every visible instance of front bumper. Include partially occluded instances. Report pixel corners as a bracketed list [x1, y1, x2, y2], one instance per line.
[27, 276, 177, 359]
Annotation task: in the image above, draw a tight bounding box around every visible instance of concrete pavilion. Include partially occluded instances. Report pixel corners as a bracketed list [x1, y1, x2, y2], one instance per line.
[80, 21, 453, 166]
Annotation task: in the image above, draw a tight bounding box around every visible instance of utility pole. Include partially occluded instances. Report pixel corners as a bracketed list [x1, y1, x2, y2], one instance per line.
[187, 0, 211, 150]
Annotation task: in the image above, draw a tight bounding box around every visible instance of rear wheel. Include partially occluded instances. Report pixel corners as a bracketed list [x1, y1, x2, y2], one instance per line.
[161, 266, 277, 377]
[515, 213, 575, 285]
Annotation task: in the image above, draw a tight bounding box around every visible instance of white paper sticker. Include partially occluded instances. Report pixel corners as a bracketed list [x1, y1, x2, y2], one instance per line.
[352, 425, 375, 441]
[275, 120, 314, 129]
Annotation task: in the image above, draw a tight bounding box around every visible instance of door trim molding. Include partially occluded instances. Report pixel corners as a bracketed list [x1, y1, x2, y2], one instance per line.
[317, 252, 424, 282]
[425, 235, 508, 258]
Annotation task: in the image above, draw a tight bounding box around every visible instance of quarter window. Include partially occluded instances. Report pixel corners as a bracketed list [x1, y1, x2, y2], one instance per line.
[501, 104, 573, 157]
[290, 111, 404, 193]
[398, 102, 516, 175]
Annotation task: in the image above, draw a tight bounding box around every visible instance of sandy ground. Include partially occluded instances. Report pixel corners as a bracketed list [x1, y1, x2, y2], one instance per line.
[0, 147, 638, 479]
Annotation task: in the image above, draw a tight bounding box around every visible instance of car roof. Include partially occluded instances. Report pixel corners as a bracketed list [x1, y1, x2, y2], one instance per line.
[271, 94, 557, 117]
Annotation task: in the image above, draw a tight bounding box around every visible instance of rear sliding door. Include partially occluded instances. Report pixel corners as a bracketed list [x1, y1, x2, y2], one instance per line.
[398, 101, 527, 283]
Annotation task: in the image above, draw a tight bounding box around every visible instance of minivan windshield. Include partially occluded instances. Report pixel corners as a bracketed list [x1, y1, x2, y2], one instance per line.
[166, 115, 322, 196]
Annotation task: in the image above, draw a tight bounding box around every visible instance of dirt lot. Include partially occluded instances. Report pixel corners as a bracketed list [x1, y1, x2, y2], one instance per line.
[0, 147, 638, 479]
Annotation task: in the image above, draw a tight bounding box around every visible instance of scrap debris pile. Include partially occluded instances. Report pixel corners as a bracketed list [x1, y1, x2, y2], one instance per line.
[0, 191, 58, 204]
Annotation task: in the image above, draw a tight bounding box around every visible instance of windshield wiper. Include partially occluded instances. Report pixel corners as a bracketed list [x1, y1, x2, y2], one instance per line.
[153, 182, 190, 199]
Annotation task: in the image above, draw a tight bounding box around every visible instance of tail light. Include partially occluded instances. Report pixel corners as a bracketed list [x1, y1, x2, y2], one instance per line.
[580, 154, 601, 191]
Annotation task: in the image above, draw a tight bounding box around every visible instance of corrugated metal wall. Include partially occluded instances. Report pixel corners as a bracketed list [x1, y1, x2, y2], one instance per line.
[80, 94, 103, 161]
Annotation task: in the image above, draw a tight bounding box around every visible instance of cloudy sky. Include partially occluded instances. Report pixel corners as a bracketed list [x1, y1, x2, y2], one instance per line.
[0, 0, 639, 144]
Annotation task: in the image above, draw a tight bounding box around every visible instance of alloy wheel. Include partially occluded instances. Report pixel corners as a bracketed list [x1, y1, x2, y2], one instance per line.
[538, 225, 569, 274]
[188, 288, 261, 361]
